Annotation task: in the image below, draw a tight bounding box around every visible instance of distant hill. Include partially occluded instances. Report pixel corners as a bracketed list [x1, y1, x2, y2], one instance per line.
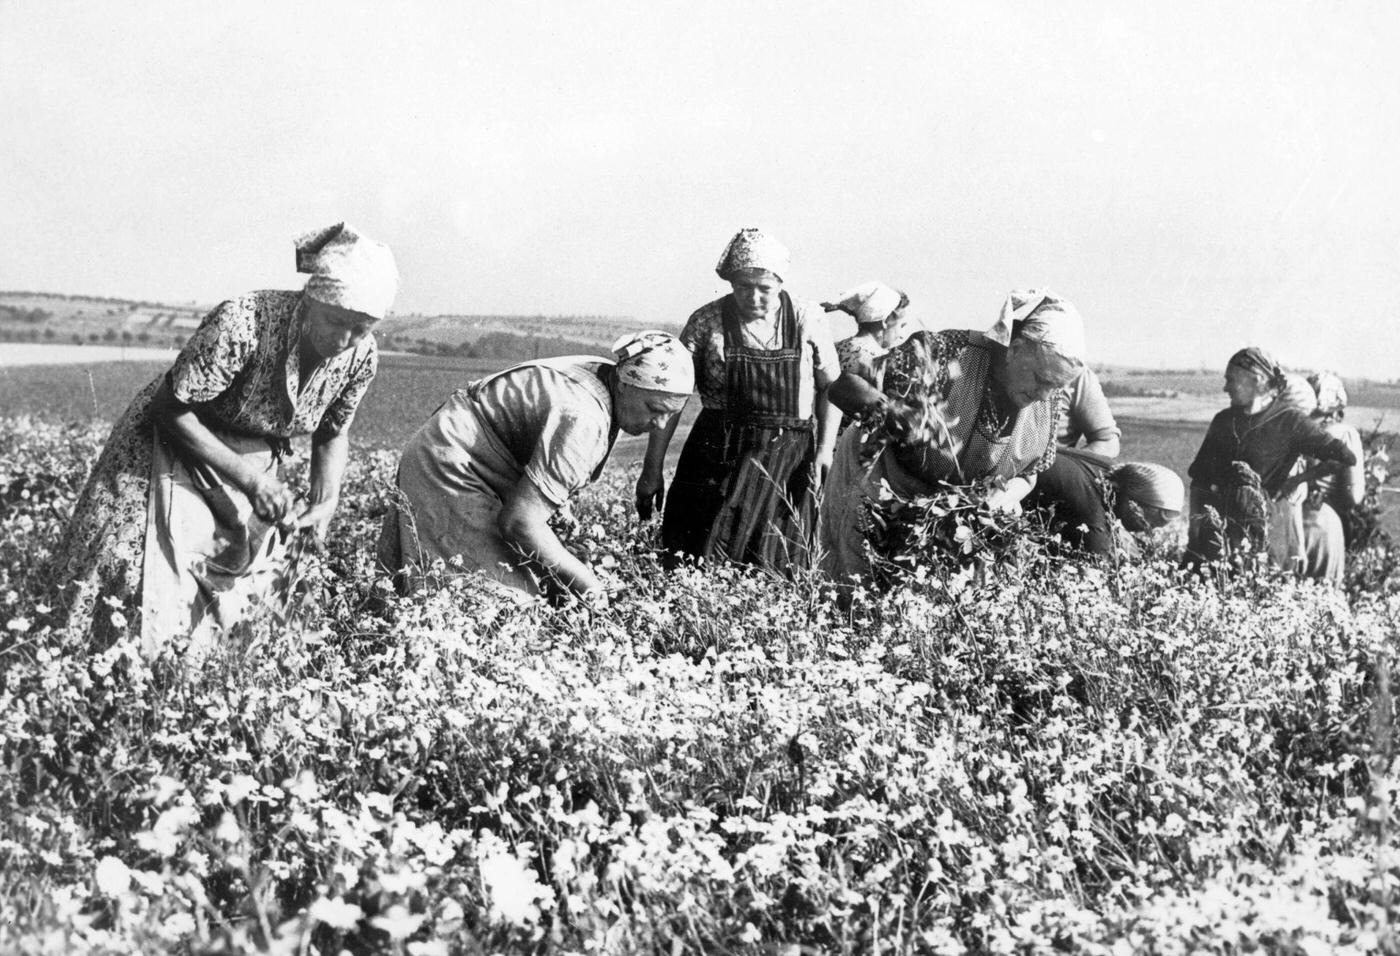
[0, 291, 670, 361]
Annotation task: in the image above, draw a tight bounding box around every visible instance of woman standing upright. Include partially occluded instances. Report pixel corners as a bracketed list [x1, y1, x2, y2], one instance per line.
[639, 229, 839, 572]
[57, 222, 396, 652]
[1301, 371, 1366, 582]
[1185, 348, 1356, 572]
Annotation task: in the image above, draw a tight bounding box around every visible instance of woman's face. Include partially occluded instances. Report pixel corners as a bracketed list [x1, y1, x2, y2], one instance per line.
[1002, 339, 1078, 408]
[614, 383, 689, 436]
[1223, 364, 1269, 408]
[728, 270, 783, 321]
[874, 312, 907, 350]
[301, 298, 378, 361]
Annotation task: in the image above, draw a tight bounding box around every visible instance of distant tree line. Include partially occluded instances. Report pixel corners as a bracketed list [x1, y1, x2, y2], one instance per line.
[0, 305, 53, 324]
[379, 330, 605, 362]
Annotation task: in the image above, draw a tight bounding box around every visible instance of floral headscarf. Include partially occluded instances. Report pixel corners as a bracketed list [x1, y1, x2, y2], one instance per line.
[715, 229, 791, 282]
[612, 330, 694, 395]
[295, 222, 399, 320]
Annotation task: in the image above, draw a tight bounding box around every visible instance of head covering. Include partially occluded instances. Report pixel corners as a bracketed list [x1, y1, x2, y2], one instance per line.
[1276, 372, 1317, 414]
[611, 330, 694, 395]
[1109, 462, 1185, 512]
[715, 229, 791, 282]
[821, 282, 905, 326]
[986, 289, 1087, 363]
[1309, 371, 1348, 417]
[1226, 347, 1286, 391]
[295, 222, 399, 320]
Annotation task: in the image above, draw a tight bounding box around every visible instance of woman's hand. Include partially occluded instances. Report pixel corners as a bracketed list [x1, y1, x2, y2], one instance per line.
[813, 445, 835, 484]
[984, 488, 1024, 516]
[294, 498, 338, 539]
[636, 467, 665, 520]
[245, 471, 299, 527]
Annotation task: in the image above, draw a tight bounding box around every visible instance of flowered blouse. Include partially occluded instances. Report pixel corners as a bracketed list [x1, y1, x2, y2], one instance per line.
[869, 329, 1059, 485]
[680, 295, 838, 418]
[836, 333, 887, 387]
[171, 290, 378, 437]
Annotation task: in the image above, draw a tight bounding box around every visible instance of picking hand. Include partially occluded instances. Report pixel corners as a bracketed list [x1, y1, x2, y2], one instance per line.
[246, 473, 298, 527]
[635, 470, 665, 521]
[293, 499, 338, 540]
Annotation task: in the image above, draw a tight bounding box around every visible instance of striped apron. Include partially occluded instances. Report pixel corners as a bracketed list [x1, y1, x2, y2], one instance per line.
[662, 292, 817, 572]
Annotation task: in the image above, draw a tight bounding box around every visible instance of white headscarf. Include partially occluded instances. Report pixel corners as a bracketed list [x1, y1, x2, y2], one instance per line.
[1110, 462, 1185, 512]
[714, 229, 791, 282]
[612, 330, 694, 395]
[986, 289, 1087, 364]
[1308, 371, 1348, 417]
[821, 281, 905, 326]
[295, 222, 399, 319]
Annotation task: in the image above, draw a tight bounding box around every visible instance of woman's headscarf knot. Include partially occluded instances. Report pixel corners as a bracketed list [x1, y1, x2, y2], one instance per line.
[821, 281, 905, 326]
[611, 330, 695, 395]
[986, 289, 1087, 363]
[715, 229, 791, 282]
[295, 222, 399, 320]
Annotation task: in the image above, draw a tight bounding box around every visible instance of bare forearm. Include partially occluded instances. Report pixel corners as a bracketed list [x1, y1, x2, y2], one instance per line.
[500, 514, 601, 596]
[828, 373, 883, 416]
[151, 381, 259, 491]
[816, 391, 839, 457]
[309, 428, 349, 506]
[1080, 436, 1120, 458]
[643, 415, 681, 475]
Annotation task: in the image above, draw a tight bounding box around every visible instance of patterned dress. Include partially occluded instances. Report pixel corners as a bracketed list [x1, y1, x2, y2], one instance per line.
[55, 290, 377, 644]
[820, 330, 1061, 585]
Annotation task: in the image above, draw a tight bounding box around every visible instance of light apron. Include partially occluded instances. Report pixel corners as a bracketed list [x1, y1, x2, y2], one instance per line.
[140, 429, 289, 657]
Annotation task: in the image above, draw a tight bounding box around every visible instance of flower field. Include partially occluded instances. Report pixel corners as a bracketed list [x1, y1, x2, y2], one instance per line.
[3, 414, 1400, 955]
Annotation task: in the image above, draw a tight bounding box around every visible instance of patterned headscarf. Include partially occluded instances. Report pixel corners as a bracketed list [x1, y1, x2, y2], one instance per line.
[1109, 462, 1185, 512]
[1308, 371, 1348, 418]
[821, 281, 906, 326]
[1226, 347, 1286, 391]
[295, 222, 399, 320]
[612, 330, 694, 395]
[715, 229, 791, 282]
[986, 289, 1087, 363]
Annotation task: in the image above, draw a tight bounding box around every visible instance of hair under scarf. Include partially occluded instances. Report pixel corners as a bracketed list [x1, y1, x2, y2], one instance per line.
[821, 281, 906, 326]
[1109, 462, 1185, 512]
[295, 222, 399, 320]
[715, 228, 791, 282]
[611, 330, 695, 395]
[985, 289, 1087, 364]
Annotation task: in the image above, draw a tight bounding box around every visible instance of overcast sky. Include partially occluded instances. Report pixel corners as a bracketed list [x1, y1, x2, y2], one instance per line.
[2, 1, 1397, 376]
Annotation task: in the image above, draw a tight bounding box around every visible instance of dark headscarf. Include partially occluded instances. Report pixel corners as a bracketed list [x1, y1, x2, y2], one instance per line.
[1227, 347, 1287, 391]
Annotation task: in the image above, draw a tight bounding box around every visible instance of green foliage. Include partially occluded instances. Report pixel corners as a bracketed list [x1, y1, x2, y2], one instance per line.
[1, 416, 1400, 953]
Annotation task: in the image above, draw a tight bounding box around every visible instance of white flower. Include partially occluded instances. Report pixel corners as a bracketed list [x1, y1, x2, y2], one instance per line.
[370, 904, 424, 940]
[308, 896, 363, 931]
[5, 617, 30, 633]
[94, 856, 131, 897]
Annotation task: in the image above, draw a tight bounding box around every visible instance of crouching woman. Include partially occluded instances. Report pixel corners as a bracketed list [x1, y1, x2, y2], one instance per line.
[378, 332, 693, 607]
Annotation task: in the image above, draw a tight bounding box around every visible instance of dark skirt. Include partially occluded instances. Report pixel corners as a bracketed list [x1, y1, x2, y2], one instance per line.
[661, 408, 817, 572]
